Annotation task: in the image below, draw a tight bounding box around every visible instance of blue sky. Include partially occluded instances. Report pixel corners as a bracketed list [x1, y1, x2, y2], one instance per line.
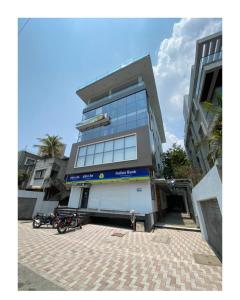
[18, 18, 222, 156]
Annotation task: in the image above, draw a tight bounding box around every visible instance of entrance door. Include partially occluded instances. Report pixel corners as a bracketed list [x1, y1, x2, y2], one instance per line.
[167, 195, 186, 213]
[81, 188, 90, 208]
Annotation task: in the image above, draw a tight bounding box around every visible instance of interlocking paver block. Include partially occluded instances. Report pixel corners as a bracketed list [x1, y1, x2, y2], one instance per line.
[18, 222, 222, 291]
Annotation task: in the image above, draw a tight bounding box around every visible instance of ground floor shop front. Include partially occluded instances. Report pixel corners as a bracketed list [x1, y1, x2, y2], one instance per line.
[65, 167, 157, 231]
[64, 168, 197, 232]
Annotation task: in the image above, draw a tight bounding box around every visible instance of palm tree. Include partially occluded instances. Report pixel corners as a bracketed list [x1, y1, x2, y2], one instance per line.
[202, 92, 222, 165]
[34, 134, 64, 158]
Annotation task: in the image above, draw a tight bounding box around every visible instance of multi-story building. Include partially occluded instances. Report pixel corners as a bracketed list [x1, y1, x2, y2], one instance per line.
[18, 150, 40, 189]
[18, 150, 70, 219]
[183, 31, 222, 176]
[27, 156, 70, 204]
[65, 55, 166, 228]
[183, 32, 222, 259]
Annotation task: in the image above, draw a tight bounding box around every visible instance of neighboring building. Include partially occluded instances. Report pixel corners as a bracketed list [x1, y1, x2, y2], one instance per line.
[18, 150, 40, 189]
[65, 55, 166, 228]
[183, 32, 222, 259]
[183, 31, 222, 176]
[27, 156, 70, 205]
[18, 150, 70, 219]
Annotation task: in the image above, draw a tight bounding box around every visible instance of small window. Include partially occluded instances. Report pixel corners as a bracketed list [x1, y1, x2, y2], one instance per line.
[25, 158, 35, 165]
[34, 169, 46, 179]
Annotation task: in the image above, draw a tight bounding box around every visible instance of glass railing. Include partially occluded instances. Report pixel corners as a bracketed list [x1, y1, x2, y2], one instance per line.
[77, 53, 150, 90]
[195, 50, 222, 98]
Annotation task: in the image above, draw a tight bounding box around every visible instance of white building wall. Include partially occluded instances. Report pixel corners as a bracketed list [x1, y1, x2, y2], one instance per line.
[18, 190, 59, 217]
[88, 180, 154, 214]
[192, 165, 222, 240]
[68, 186, 82, 208]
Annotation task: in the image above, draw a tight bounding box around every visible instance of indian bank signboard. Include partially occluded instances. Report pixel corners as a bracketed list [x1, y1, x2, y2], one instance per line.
[65, 167, 150, 185]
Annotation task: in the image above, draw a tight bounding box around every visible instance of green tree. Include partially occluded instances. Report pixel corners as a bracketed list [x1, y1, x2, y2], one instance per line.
[34, 134, 64, 158]
[161, 143, 201, 184]
[202, 92, 222, 165]
[18, 170, 29, 189]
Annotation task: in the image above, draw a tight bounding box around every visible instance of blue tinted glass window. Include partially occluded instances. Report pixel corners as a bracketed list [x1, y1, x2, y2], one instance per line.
[85, 155, 94, 166]
[103, 151, 113, 163]
[104, 140, 114, 152]
[81, 89, 148, 142]
[95, 142, 104, 153]
[75, 134, 137, 167]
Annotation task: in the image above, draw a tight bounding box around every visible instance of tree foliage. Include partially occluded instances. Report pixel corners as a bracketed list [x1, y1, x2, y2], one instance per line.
[161, 143, 201, 184]
[202, 92, 222, 165]
[34, 134, 64, 158]
[18, 171, 29, 189]
[161, 143, 189, 179]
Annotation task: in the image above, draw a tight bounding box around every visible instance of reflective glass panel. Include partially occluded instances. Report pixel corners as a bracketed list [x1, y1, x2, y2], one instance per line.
[95, 142, 104, 153]
[79, 146, 87, 156]
[114, 138, 124, 150]
[76, 156, 85, 167]
[94, 153, 103, 165]
[125, 135, 136, 148]
[114, 149, 124, 162]
[104, 140, 113, 152]
[103, 151, 113, 163]
[85, 155, 94, 166]
[125, 146, 136, 160]
[87, 144, 95, 155]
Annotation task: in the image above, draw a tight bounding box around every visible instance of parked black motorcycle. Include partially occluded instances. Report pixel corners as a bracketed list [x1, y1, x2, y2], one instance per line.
[32, 212, 59, 229]
[57, 213, 82, 234]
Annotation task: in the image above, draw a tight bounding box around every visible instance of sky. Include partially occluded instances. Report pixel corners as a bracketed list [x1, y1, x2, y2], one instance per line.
[18, 18, 222, 156]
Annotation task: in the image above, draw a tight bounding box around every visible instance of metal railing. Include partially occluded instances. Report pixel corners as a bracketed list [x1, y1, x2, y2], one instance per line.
[195, 50, 222, 98]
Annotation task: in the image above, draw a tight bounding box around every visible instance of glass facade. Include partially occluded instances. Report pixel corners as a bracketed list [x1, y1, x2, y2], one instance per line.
[75, 134, 137, 168]
[80, 90, 148, 141]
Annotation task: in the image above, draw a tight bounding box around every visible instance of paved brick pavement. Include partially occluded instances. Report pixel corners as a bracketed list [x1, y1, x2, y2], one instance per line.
[18, 222, 222, 291]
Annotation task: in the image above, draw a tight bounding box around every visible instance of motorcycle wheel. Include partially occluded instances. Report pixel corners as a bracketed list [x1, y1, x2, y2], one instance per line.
[52, 219, 59, 229]
[33, 218, 41, 228]
[57, 223, 67, 234]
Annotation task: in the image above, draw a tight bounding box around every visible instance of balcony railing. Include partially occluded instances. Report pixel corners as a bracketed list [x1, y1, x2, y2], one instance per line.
[195, 50, 222, 98]
[77, 53, 150, 90]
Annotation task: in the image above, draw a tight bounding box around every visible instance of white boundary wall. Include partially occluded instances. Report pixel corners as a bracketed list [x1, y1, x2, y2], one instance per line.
[192, 165, 222, 240]
[18, 190, 59, 217]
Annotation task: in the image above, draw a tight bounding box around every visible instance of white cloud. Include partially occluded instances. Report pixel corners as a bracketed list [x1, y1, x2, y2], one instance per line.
[163, 130, 184, 151]
[154, 18, 222, 150]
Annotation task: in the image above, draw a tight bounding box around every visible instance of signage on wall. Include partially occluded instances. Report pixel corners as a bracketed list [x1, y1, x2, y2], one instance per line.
[65, 167, 150, 185]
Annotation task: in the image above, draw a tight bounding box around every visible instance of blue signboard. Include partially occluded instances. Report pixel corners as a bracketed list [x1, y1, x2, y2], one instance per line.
[65, 167, 150, 185]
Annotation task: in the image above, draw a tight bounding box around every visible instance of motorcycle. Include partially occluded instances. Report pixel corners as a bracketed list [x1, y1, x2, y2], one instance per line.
[57, 213, 82, 234]
[32, 212, 59, 229]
